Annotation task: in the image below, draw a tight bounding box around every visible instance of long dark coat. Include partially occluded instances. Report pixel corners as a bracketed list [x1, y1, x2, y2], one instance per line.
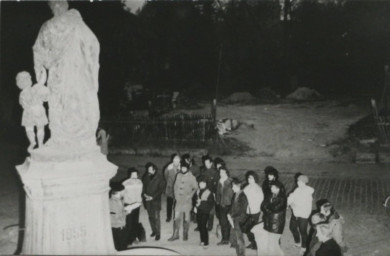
[142, 172, 166, 211]
[261, 194, 287, 234]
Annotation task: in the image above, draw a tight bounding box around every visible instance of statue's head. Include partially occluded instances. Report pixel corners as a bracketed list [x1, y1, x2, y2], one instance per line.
[16, 71, 32, 90]
[48, 1, 69, 17]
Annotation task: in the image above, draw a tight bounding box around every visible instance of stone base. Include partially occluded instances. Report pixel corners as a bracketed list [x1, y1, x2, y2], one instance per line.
[16, 151, 117, 255]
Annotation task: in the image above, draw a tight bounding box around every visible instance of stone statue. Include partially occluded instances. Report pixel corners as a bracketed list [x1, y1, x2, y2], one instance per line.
[16, 68, 49, 151]
[33, 0, 100, 153]
[16, 2, 118, 254]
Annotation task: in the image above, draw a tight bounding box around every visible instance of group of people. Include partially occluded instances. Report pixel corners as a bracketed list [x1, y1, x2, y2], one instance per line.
[109, 154, 347, 256]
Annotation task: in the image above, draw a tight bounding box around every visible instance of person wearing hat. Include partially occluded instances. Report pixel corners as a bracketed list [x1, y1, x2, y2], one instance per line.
[192, 176, 215, 248]
[109, 182, 128, 251]
[168, 161, 198, 241]
[287, 174, 315, 256]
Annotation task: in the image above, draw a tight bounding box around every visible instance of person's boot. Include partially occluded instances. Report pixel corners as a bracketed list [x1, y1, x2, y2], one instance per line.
[168, 220, 180, 241]
[183, 221, 190, 241]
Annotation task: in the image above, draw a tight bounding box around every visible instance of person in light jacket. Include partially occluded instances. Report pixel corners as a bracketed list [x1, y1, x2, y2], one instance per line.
[243, 171, 264, 250]
[164, 154, 181, 222]
[122, 168, 144, 245]
[168, 161, 198, 241]
[287, 174, 315, 256]
[307, 199, 347, 256]
[314, 224, 342, 256]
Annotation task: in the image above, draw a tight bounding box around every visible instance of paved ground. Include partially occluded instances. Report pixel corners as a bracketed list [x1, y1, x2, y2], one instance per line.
[0, 151, 390, 255]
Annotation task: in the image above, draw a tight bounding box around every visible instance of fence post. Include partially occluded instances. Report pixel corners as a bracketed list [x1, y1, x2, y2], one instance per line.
[211, 99, 217, 125]
[164, 120, 168, 141]
[180, 114, 185, 144]
[211, 99, 217, 142]
[201, 119, 206, 143]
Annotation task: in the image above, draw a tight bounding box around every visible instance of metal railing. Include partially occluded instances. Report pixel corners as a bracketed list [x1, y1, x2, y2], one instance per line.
[100, 113, 216, 148]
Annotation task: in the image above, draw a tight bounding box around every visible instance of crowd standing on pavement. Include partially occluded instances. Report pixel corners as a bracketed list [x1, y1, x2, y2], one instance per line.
[109, 154, 347, 256]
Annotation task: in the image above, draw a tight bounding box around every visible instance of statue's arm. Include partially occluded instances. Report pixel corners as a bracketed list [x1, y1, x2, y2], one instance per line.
[19, 92, 30, 109]
[33, 24, 48, 83]
[38, 68, 47, 85]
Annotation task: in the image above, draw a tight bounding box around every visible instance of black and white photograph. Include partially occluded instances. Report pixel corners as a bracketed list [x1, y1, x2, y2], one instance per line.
[1, 0, 390, 255]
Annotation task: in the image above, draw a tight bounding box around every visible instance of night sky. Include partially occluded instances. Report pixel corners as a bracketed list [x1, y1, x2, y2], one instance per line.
[1, 0, 220, 121]
[1, 1, 136, 119]
[2, 0, 390, 125]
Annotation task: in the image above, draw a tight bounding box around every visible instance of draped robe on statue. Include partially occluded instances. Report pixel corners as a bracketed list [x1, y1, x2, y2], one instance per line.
[33, 9, 100, 152]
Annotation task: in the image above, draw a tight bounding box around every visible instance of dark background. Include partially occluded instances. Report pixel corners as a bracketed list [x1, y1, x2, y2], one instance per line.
[1, 0, 390, 124]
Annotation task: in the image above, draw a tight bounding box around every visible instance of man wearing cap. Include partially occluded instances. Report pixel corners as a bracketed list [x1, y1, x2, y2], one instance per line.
[287, 174, 315, 256]
[109, 183, 128, 251]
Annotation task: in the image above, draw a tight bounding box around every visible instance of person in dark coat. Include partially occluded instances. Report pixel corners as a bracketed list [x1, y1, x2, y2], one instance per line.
[164, 154, 181, 222]
[215, 167, 234, 245]
[261, 166, 283, 198]
[198, 155, 219, 231]
[260, 180, 287, 256]
[214, 157, 226, 170]
[193, 176, 215, 248]
[142, 162, 165, 241]
[315, 224, 342, 256]
[228, 178, 248, 256]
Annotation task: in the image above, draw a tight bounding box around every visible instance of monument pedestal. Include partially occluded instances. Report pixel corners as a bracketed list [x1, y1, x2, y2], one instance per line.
[16, 148, 117, 255]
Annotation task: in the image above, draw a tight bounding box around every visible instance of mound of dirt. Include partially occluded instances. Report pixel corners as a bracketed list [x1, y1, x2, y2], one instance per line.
[286, 87, 321, 101]
[221, 92, 259, 104]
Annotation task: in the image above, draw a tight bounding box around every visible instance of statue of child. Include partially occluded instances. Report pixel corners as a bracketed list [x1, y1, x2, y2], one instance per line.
[16, 68, 49, 151]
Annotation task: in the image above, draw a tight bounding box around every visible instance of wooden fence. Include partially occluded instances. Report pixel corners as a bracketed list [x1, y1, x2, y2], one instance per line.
[100, 113, 216, 148]
[371, 99, 390, 146]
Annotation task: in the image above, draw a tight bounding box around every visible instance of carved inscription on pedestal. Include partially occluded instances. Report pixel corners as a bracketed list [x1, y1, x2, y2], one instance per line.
[61, 225, 87, 242]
